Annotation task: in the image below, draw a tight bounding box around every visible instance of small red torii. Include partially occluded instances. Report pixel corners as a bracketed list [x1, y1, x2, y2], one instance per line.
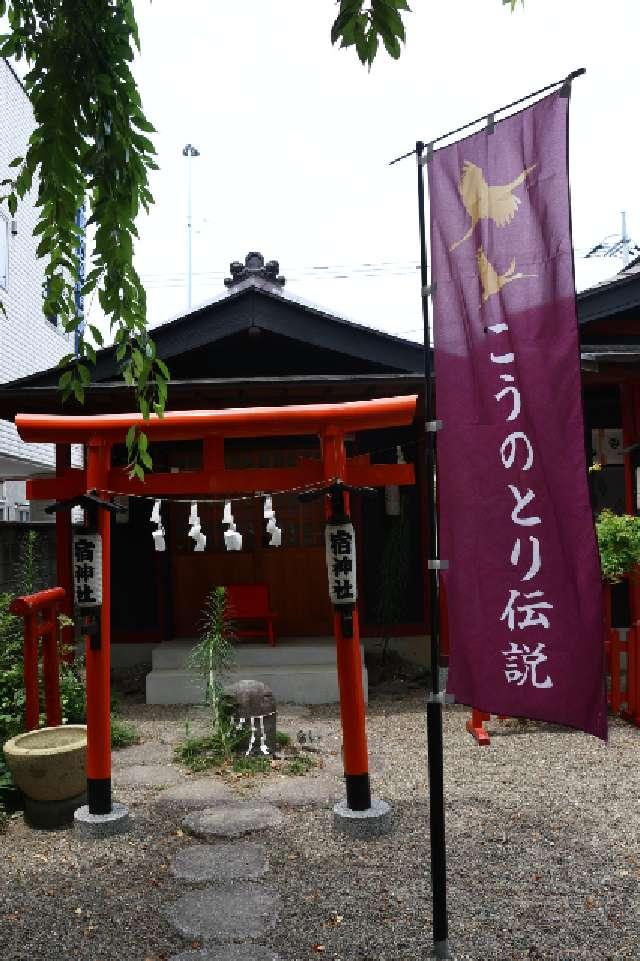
[16, 394, 418, 820]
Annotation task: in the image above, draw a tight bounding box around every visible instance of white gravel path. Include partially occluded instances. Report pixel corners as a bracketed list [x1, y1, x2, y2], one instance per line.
[0, 693, 638, 960]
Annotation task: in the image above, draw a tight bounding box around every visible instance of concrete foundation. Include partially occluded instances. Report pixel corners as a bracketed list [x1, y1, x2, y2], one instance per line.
[332, 797, 392, 838]
[73, 801, 130, 838]
[146, 638, 368, 705]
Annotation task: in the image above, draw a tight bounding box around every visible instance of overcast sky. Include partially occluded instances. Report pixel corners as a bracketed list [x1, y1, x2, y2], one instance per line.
[20, 1, 640, 342]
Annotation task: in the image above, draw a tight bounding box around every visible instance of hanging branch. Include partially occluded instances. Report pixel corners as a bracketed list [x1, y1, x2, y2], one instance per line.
[0, 0, 166, 480]
[331, 0, 411, 67]
[0, 0, 525, 480]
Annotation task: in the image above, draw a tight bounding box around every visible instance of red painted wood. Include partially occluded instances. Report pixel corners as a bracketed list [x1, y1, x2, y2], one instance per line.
[84, 443, 112, 783]
[466, 709, 491, 746]
[27, 460, 415, 501]
[16, 395, 418, 444]
[226, 584, 276, 646]
[41, 612, 62, 727]
[10, 589, 67, 731]
[22, 615, 40, 732]
[55, 444, 75, 660]
[324, 432, 370, 779]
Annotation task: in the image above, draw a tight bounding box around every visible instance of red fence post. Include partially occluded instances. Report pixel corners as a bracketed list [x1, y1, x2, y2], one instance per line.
[22, 612, 40, 732]
[466, 709, 491, 746]
[10, 587, 66, 732]
[624, 624, 637, 722]
[609, 627, 622, 716]
[41, 601, 62, 727]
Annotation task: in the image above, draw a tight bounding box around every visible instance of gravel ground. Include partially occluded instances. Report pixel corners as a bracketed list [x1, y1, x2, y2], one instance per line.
[1, 693, 639, 960]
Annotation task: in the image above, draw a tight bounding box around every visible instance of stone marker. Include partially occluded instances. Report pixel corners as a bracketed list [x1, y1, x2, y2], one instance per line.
[230, 680, 277, 757]
[154, 777, 234, 812]
[165, 882, 279, 941]
[183, 803, 284, 840]
[168, 947, 281, 961]
[170, 840, 268, 882]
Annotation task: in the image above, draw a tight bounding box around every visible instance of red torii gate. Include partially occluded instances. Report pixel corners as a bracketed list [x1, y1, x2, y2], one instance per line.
[16, 395, 417, 819]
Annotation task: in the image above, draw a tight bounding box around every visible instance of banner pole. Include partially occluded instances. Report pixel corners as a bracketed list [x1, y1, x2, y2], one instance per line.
[416, 140, 451, 960]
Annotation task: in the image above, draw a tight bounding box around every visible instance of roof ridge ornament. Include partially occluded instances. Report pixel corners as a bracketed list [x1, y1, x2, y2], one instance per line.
[224, 251, 286, 288]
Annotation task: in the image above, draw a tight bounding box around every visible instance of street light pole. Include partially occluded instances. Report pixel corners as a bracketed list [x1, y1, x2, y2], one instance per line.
[182, 143, 200, 310]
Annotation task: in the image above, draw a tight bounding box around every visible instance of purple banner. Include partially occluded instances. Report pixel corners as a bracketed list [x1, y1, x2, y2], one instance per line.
[428, 92, 607, 738]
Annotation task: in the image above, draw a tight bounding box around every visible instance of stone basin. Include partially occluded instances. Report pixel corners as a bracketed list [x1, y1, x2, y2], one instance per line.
[3, 725, 87, 802]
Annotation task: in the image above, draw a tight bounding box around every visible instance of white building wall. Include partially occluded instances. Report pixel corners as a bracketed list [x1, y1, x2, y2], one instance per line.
[0, 58, 78, 491]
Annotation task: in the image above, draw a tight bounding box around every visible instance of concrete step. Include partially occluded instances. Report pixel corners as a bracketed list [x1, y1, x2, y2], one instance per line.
[146, 662, 368, 706]
[151, 638, 338, 671]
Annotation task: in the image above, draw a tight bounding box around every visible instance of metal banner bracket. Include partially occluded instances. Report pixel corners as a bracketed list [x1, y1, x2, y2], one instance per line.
[418, 141, 434, 166]
[428, 559, 449, 570]
[422, 282, 437, 299]
[427, 691, 456, 706]
[486, 112, 495, 134]
[426, 420, 443, 432]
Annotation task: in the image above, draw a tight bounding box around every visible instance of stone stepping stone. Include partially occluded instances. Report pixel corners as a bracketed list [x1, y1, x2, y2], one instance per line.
[253, 776, 340, 808]
[168, 947, 280, 961]
[113, 764, 183, 788]
[183, 803, 284, 840]
[155, 778, 235, 812]
[170, 841, 268, 882]
[165, 882, 278, 941]
[112, 741, 173, 767]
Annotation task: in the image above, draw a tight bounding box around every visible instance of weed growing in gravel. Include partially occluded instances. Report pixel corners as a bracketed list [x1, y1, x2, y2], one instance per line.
[110, 716, 139, 749]
[188, 586, 238, 747]
[174, 732, 232, 773]
[283, 754, 317, 776]
[276, 730, 292, 747]
[232, 755, 271, 775]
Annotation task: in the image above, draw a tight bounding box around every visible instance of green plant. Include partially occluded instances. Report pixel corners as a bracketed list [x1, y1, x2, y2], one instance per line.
[110, 715, 139, 750]
[188, 587, 237, 752]
[0, 592, 26, 746]
[174, 734, 228, 774]
[232, 755, 271, 776]
[595, 510, 640, 584]
[276, 730, 292, 748]
[283, 754, 317, 777]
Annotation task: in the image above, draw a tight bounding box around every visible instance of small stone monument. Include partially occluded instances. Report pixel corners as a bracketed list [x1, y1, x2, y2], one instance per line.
[229, 680, 277, 757]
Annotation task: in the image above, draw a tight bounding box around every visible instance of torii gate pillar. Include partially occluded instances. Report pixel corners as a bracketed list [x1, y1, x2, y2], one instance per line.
[323, 430, 372, 812]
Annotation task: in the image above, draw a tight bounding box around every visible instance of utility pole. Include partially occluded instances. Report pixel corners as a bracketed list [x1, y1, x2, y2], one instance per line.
[182, 143, 200, 310]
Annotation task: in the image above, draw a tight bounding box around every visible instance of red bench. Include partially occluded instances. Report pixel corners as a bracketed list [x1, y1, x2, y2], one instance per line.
[225, 584, 277, 646]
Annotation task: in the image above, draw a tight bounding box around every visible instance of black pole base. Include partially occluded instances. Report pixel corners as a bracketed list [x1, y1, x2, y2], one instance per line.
[345, 772, 372, 811]
[427, 701, 449, 945]
[87, 777, 112, 815]
[431, 938, 453, 959]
